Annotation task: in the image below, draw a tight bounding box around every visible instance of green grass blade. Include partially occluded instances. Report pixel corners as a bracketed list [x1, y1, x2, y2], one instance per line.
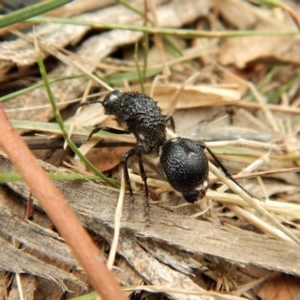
[71, 291, 97, 300]
[28, 16, 299, 38]
[0, 74, 83, 103]
[36, 43, 118, 187]
[0, 0, 72, 29]
[0, 172, 101, 183]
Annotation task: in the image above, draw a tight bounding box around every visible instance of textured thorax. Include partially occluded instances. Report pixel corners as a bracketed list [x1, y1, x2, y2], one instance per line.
[102, 90, 167, 153]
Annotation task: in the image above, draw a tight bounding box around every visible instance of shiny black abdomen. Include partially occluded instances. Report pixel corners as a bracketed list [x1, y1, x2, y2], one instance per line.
[160, 137, 209, 202]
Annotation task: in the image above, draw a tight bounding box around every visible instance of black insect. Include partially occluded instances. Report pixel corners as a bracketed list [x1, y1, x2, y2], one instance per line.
[79, 90, 173, 208]
[79, 90, 244, 208]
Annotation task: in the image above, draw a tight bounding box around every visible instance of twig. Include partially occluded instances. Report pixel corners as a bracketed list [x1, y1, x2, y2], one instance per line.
[0, 106, 127, 299]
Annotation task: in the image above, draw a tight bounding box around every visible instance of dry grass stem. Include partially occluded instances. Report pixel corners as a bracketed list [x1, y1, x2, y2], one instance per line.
[148, 0, 171, 79]
[13, 30, 113, 92]
[248, 82, 280, 132]
[207, 139, 281, 151]
[208, 162, 299, 244]
[130, 173, 300, 219]
[107, 169, 126, 270]
[165, 72, 201, 115]
[124, 285, 246, 300]
[67, 79, 94, 149]
[227, 204, 289, 241]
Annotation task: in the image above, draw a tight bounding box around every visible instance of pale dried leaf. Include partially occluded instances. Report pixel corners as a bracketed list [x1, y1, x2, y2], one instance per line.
[218, 0, 300, 67]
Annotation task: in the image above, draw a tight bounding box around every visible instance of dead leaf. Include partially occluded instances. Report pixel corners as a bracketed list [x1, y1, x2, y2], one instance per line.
[218, 0, 300, 68]
[257, 274, 300, 300]
[86, 146, 131, 172]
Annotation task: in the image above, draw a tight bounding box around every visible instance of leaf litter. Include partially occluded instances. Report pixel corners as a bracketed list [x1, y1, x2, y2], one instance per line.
[0, 0, 300, 299]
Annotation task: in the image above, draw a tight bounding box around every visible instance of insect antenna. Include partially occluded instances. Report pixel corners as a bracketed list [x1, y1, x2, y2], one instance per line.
[76, 100, 103, 109]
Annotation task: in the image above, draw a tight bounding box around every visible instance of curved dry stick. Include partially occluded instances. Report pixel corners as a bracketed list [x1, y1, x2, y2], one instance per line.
[0, 104, 127, 300]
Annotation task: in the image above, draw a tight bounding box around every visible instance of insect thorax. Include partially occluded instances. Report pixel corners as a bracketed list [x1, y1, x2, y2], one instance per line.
[129, 118, 167, 153]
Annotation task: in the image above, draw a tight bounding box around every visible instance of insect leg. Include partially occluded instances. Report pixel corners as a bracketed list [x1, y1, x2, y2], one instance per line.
[136, 148, 150, 219]
[122, 148, 137, 199]
[136, 151, 149, 197]
[122, 147, 150, 222]
[200, 141, 251, 196]
[165, 115, 175, 131]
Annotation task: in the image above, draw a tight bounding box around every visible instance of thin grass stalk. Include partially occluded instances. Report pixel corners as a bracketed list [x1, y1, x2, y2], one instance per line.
[134, 42, 145, 93]
[208, 162, 300, 244]
[148, 0, 170, 79]
[27, 17, 298, 38]
[0, 0, 72, 29]
[116, 0, 183, 56]
[0, 171, 101, 183]
[35, 37, 118, 187]
[0, 74, 83, 103]
[107, 169, 126, 270]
